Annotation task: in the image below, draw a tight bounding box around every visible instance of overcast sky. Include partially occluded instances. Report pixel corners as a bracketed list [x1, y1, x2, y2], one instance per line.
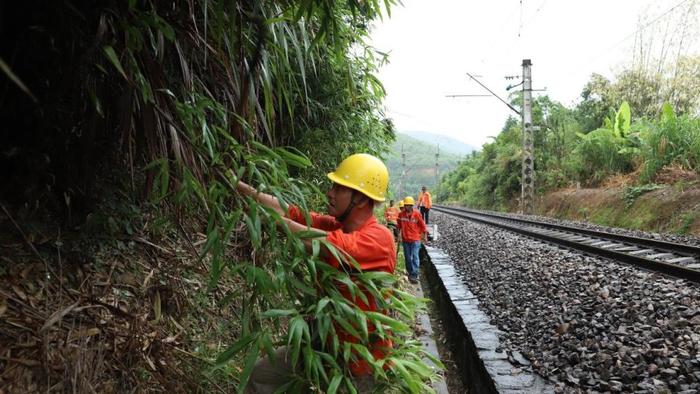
[370, 0, 698, 149]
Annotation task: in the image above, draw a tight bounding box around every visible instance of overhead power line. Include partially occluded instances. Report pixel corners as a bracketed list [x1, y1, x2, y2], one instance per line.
[444, 94, 491, 98]
[465, 72, 521, 115]
[518, 0, 524, 37]
[520, 0, 548, 32]
[479, 5, 521, 66]
[587, 0, 692, 64]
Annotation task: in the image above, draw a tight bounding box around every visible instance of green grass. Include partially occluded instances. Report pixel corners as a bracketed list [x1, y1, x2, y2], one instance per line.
[675, 212, 698, 235]
[619, 206, 658, 230]
[396, 244, 407, 276]
[590, 206, 619, 227]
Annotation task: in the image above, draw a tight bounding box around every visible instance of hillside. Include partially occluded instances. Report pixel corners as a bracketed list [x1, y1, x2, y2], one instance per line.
[386, 133, 467, 199]
[400, 130, 476, 155]
[540, 180, 700, 237]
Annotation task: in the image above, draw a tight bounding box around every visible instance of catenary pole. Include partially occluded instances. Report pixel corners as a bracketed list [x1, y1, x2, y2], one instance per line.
[448, 68, 538, 212]
[400, 144, 406, 197]
[521, 59, 535, 214]
[435, 144, 440, 192]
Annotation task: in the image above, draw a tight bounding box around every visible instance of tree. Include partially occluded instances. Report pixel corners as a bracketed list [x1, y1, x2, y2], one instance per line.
[575, 73, 616, 132]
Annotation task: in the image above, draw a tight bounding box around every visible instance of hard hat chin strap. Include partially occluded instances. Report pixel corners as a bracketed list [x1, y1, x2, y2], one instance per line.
[337, 190, 359, 223]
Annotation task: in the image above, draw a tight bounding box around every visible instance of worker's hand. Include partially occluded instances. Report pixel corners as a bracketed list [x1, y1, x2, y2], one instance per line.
[236, 180, 285, 215]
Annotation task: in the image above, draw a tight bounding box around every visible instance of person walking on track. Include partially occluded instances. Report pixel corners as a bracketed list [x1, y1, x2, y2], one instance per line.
[237, 153, 396, 394]
[397, 196, 427, 284]
[417, 186, 432, 224]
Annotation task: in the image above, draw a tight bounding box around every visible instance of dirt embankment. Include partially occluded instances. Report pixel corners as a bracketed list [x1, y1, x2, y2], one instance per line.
[539, 181, 700, 237]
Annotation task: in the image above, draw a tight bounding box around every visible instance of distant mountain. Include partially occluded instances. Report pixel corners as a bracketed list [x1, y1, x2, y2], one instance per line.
[385, 133, 467, 199]
[399, 130, 477, 155]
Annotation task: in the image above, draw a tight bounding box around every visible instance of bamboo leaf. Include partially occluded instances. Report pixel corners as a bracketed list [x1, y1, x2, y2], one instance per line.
[103, 46, 129, 81]
[289, 276, 316, 296]
[275, 147, 312, 168]
[296, 230, 326, 239]
[287, 316, 307, 366]
[333, 315, 362, 340]
[236, 340, 262, 394]
[365, 311, 410, 332]
[327, 375, 343, 394]
[0, 57, 38, 102]
[315, 297, 330, 315]
[153, 291, 162, 321]
[260, 309, 297, 318]
[215, 333, 257, 365]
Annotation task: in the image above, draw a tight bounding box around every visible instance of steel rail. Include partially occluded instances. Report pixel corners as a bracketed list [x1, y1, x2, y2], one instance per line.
[435, 205, 700, 257]
[433, 205, 700, 284]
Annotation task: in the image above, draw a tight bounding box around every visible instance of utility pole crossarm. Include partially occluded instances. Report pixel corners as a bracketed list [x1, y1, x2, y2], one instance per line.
[466, 72, 521, 116]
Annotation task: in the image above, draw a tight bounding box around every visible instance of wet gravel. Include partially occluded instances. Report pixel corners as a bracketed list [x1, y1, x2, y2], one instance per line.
[433, 211, 700, 393]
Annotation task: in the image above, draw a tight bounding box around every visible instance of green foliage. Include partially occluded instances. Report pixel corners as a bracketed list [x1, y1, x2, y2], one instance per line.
[437, 120, 520, 209]
[573, 101, 639, 184]
[575, 56, 700, 125]
[623, 184, 663, 208]
[676, 212, 698, 235]
[533, 97, 585, 190]
[439, 90, 699, 210]
[575, 73, 616, 132]
[6, 0, 437, 391]
[639, 104, 700, 182]
[439, 96, 583, 208]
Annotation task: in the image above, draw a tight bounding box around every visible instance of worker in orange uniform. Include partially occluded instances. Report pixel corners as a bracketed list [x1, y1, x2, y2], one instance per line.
[417, 185, 432, 224]
[383, 199, 400, 240]
[396, 199, 406, 256]
[397, 196, 426, 284]
[238, 153, 396, 393]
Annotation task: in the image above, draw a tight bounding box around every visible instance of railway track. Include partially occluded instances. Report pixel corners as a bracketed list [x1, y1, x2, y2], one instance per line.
[433, 205, 700, 284]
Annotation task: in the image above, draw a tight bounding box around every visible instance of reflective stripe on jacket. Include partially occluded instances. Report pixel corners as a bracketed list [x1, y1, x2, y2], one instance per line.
[397, 210, 426, 242]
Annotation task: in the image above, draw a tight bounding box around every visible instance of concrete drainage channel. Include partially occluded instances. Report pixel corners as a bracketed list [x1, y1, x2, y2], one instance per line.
[421, 245, 554, 393]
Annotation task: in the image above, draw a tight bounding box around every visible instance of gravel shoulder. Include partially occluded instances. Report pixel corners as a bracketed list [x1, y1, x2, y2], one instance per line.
[433, 211, 700, 393]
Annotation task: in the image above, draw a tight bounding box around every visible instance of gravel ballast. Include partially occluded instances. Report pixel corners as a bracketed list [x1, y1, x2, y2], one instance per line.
[432, 211, 700, 393]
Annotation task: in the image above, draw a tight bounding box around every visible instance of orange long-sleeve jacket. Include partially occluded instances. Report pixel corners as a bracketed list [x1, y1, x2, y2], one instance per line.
[397, 209, 427, 242]
[383, 206, 399, 224]
[417, 191, 432, 209]
[288, 206, 396, 376]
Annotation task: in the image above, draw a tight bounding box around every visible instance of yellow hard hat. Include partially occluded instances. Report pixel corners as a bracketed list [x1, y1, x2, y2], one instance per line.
[327, 153, 389, 201]
[398, 201, 405, 208]
[403, 196, 415, 205]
